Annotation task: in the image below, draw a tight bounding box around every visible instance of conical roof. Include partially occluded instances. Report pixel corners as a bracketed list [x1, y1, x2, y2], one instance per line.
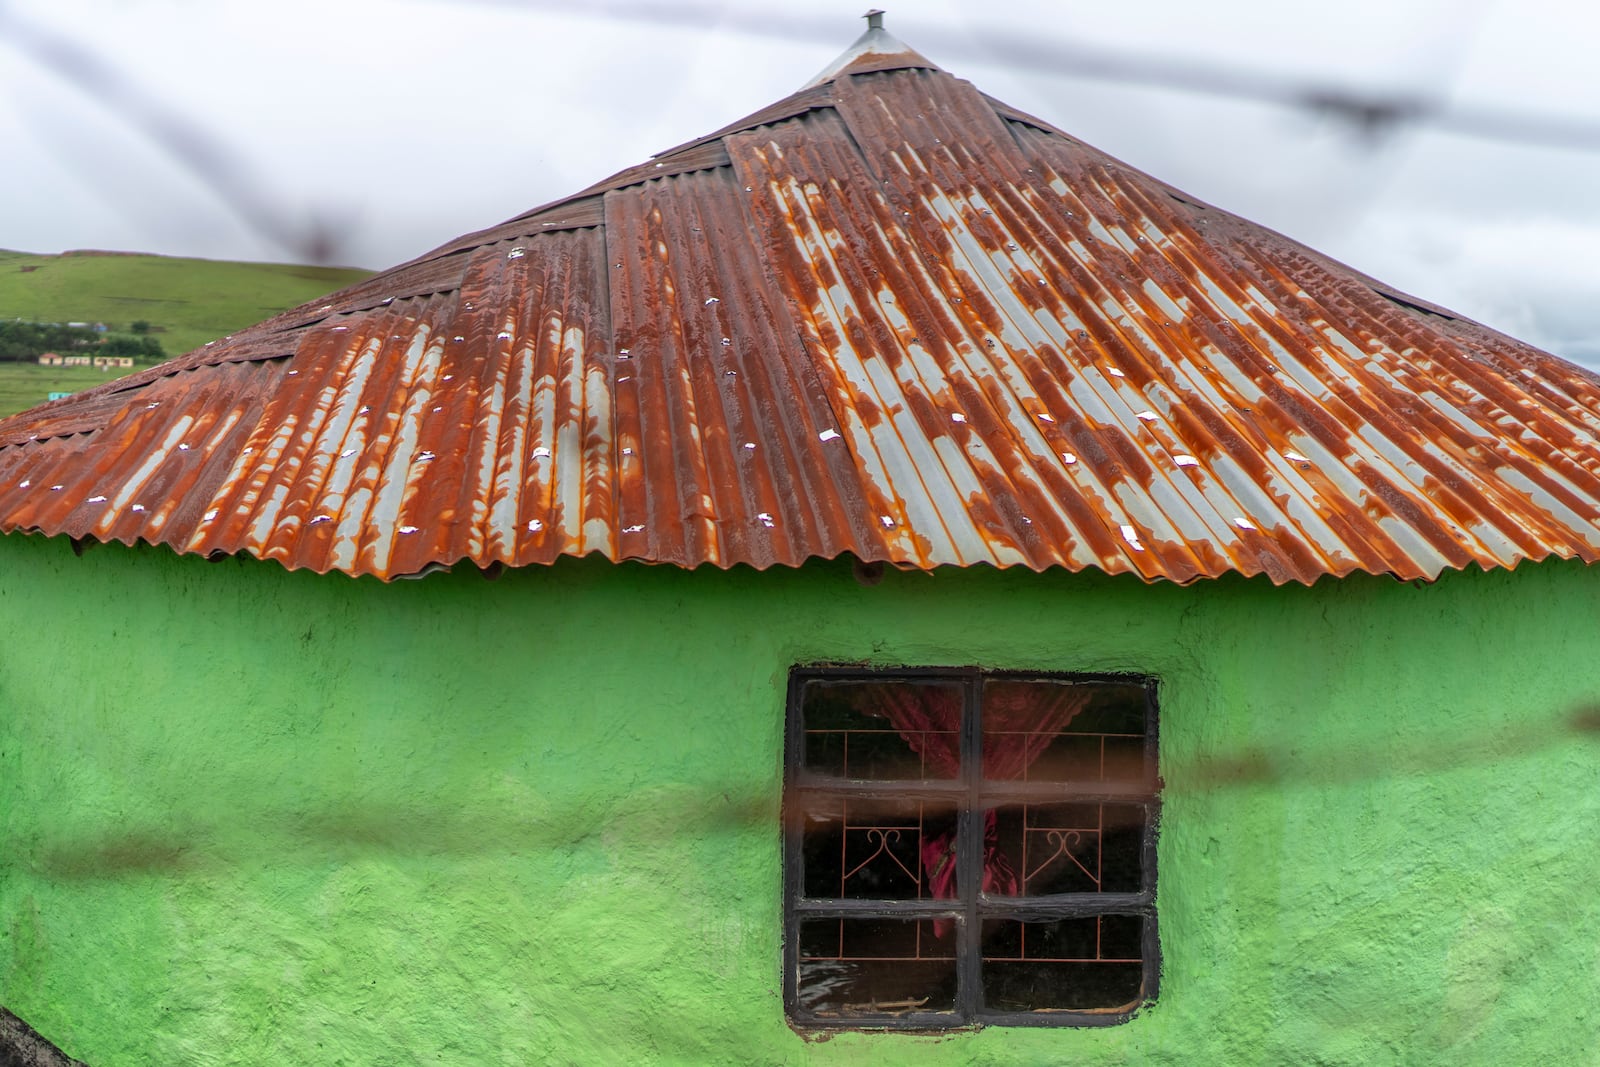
[2, 25, 1599, 584]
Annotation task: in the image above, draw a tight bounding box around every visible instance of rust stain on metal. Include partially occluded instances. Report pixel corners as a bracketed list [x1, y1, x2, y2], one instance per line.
[1, 39, 1599, 584]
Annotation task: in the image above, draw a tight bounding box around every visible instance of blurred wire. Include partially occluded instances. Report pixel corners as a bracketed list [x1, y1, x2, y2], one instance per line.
[963, 26, 1600, 151]
[481, 0, 1600, 152]
[5, 0, 1600, 270]
[0, 1, 341, 263]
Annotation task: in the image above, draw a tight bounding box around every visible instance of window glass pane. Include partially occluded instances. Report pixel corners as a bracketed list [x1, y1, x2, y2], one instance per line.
[800, 796, 959, 900]
[988, 802, 1146, 895]
[980, 916, 1146, 1013]
[982, 680, 1149, 785]
[801, 680, 962, 780]
[786, 668, 1160, 1028]
[798, 918, 957, 1017]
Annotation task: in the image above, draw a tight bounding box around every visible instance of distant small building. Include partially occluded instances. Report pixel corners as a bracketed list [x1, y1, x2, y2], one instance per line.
[91, 357, 134, 370]
[60, 356, 91, 367]
[35, 354, 61, 367]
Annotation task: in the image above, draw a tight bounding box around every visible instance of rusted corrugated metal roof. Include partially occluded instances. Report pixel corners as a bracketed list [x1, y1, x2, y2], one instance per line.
[3, 26, 1600, 583]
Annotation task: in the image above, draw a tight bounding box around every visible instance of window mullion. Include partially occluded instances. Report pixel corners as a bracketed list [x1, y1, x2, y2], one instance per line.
[786, 667, 1158, 1027]
[956, 670, 983, 1021]
[782, 669, 805, 1020]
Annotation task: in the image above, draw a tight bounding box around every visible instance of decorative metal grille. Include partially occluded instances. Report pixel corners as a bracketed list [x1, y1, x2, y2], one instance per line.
[783, 668, 1160, 1028]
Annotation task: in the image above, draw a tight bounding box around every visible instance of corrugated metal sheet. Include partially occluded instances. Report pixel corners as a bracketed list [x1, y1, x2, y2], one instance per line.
[3, 37, 1600, 583]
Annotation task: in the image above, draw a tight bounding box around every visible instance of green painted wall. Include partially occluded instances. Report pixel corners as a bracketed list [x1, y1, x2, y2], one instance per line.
[1, 536, 1598, 1065]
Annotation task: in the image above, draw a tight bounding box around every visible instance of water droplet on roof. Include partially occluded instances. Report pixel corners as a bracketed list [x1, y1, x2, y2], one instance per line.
[1136, 411, 1159, 422]
[1234, 517, 1256, 531]
[624, 524, 646, 534]
[1120, 524, 1144, 550]
[1037, 413, 1055, 423]
[1107, 367, 1125, 378]
[951, 413, 966, 423]
[203, 509, 218, 521]
[532, 446, 551, 459]
[309, 515, 331, 525]
[721, 337, 732, 346]
[87, 495, 106, 503]
[497, 331, 513, 341]
[818, 429, 840, 442]
[341, 448, 358, 458]
[16, 480, 28, 489]
[1174, 455, 1199, 467]
[880, 515, 896, 529]
[1061, 452, 1077, 465]
[704, 297, 720, 305]
[743, 442, 756, 450]
[399, 525, 419, 534]
[417, 451, 435, 461]
[507, 247, 526, 259]
[757, 513, 775, 528]
[527, 519, 543, 533]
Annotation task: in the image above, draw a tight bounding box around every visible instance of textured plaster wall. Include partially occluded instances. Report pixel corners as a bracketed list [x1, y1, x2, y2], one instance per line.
[1, 537, 1598, 1065]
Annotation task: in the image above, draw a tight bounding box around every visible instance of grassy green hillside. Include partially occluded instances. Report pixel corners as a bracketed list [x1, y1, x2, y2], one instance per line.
[0, 249, 371, 418]
[0, 249, 371, 358]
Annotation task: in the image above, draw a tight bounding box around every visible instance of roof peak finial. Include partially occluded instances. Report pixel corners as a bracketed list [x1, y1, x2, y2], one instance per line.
[801, 7, 938, 89]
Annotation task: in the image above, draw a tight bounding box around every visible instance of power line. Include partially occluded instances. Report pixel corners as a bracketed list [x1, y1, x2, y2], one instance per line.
[475, 1, 1600, 153]
[0, 2, 341, 263]
[4, 0, 1599, 269]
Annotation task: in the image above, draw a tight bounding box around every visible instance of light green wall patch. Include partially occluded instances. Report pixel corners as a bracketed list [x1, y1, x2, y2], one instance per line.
[2, 536, 1598, 1064]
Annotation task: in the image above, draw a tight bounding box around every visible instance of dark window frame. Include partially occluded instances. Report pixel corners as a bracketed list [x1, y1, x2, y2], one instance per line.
[782, 665, 1161, 1029]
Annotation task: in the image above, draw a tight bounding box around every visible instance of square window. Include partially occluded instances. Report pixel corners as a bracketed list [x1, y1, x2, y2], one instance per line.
[783, 669, 1159, 1028]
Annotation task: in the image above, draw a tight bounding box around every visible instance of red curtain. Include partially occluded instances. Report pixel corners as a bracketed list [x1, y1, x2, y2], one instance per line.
[856, 683, 1091, 919]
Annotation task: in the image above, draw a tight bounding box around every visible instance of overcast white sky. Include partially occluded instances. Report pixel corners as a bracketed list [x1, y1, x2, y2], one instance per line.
[3, 0, 1599, 366]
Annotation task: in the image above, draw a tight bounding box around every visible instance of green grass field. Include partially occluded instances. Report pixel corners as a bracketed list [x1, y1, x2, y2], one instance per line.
[0, 365, 145, 422]
[0, 248, 371, 419]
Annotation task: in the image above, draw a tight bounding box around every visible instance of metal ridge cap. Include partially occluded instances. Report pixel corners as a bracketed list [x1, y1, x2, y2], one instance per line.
[801, 12, 942, 90]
